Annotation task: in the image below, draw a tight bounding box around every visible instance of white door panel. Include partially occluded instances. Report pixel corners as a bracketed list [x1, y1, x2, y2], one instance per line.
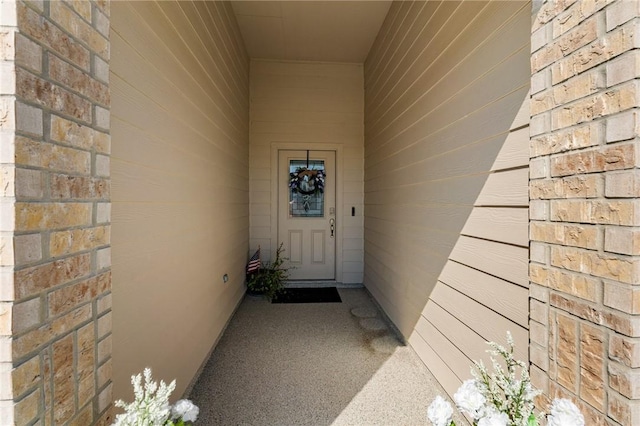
[278, 150, 336, 280]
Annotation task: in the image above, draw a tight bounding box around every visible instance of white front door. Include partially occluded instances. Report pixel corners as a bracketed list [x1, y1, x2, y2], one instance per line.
[278, 150, 336, 280]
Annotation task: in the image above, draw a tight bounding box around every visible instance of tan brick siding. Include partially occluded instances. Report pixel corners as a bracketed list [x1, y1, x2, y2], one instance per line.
[4, 1, 113, 424]
[531, 1, 640, 423]
[0, 0, 18, 423]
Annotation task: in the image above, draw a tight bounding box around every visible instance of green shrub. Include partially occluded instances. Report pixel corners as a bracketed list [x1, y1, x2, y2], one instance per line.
[246, 243, 289, 301]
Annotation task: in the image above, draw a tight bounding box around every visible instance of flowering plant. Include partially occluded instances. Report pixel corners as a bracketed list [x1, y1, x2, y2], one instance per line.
[427, 333, 584, 426]
[112, 368, 199, 426]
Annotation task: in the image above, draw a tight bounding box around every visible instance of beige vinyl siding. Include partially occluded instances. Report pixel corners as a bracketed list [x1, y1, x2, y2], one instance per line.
[249, 60, 364, 283]
[364, 1, 531, 396]
[110, 1, 249, 399]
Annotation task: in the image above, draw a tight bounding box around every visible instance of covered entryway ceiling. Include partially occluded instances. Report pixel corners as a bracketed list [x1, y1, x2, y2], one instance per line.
[231, 1, 392, 62]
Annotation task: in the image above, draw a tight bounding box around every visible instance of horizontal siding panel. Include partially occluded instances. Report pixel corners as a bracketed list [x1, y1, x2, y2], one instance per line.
[344, 240, 364, 251]
[366, 2, 435, 97]
[252, 60, 363, 78]
[249, 226, 271, 239]
[367, 48, 530, 151]
[250, 191, 271, 204]
[365, 204, 470, 218]
[250, 203, 270, 217]
[251, 108, 363, 125]
[510, 94, 530, 130]
[364, 2, 409, 86]
[251, 180, 271, 192]
[366, 204, 471, 232]
[344, 192, 364, 204]
[343, 261, 364, 273]
[111, 165, 248, 205]
[342, 272, 364, 284]
[475, 168, 529, 206]
[159, 2, 248, 112]
[365, 87, 528, 169]
[251, 90, 363, 113]
[364, 242, 445, 290]
[250, 215, 271, 228]
[461, 207, 528, 247]
[439, 261, 529, 328]
[251, 71, 363, 92]
[342, 216, 364, 229]
[365, 174, 487, 206]
[343, 249, 364, 263]
[343, 228, 364, 243]
[114, 204, 248, 247]
[491, 126, 530, 171]
[428, 284, 528, 361]
[364, 0, 530, 399]
[364, 223, 459, 261]
[368, 4, 528, 129]
[414, 315, 472, 381]
[449, 236, 528, 287]
[111, 68, 245, 159]
[145, 2, 247, 113]
[250, 238, 271, 253]
[344, 146, 365, 158]
[111, 121, 247, 189]
[249, 146, 270, 159]
[365, 135, 506, 189]
[408, 327, 463, 396]
[112, 5, 246, 134]
[344, 169, 364, 181]
[251, 122, 363, 139]
[190, 2, 249, 96]
[112, 0, 249, 400]
[367, 1, 483, 122]
[344, 181, 364, 193]
[210, 2, 250, 84]
[342, 226, 364, 239]
[422, 300, 496, 369]
[367, 3, 529, 135]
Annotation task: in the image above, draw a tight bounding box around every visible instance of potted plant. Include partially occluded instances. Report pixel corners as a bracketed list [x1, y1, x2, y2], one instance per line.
[246, 243, 290, 300]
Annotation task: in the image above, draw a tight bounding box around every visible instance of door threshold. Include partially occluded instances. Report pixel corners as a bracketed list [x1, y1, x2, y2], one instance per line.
[285, 281, 363, 289]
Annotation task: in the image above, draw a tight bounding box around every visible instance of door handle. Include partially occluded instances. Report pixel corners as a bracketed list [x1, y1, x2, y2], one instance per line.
[330, 218, 335, 238]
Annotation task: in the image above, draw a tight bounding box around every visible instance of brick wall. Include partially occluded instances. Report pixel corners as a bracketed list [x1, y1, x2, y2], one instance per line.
[1, 0, 112, 424]
[530, 0, 640, 424]
[0, 0, 18, 422]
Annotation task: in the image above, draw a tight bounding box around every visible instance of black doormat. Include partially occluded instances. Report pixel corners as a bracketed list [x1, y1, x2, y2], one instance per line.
[272, 287, 342, 304]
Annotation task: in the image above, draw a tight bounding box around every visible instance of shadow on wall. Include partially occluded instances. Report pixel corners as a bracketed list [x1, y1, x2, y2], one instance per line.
[408, 88, 530, 395]
[362, 1, 532, 396]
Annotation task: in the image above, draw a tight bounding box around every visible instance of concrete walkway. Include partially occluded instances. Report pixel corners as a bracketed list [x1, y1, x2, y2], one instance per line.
[189, 288, 464, 425]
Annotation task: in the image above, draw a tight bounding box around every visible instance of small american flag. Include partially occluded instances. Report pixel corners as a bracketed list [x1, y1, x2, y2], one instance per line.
[246, 246, 261, 274]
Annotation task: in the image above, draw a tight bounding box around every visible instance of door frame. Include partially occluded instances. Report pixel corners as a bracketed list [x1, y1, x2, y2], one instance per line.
[270, 142, 344, 283]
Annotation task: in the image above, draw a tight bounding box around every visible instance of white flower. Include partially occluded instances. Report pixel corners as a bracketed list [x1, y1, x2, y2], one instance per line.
[477, 410, 509, 426]
[425, 334, 585, 426]
[453, 379, 485, 419]
[427, 395, 454, 426]
[548, 398, 584, 426]
[112, 368, 177, 426]
[522, 380, 539, 401]
[172, 399, 199, 422]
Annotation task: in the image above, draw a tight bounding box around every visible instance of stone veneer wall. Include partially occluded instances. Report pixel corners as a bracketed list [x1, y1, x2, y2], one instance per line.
[1, 0, 112, 424]
[530, 0, 640, 424]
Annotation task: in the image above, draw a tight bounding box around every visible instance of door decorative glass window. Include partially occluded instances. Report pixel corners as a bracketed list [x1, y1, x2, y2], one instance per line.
[289, 159, 325, 217]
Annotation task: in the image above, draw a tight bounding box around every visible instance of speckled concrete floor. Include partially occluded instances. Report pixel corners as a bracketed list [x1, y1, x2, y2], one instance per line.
[189, 288, 464, 426]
